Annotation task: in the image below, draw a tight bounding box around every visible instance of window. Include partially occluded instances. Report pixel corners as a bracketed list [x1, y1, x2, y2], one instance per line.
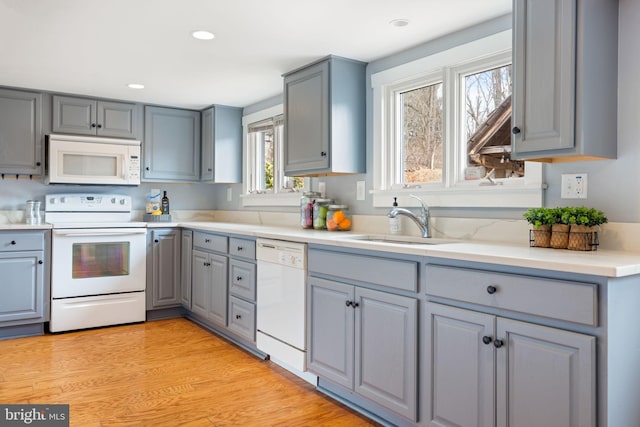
[372, 30, 543, 208]
[242, 105, 307, 206]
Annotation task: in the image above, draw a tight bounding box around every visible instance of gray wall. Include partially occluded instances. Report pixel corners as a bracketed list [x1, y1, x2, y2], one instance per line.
[219, 2, 639, 223]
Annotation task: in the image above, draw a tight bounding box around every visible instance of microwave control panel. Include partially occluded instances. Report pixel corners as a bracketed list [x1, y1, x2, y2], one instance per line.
[128, 155, 140, 179]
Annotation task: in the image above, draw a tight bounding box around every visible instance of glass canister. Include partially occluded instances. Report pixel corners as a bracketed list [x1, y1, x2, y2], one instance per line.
[326, 204, 352, 231]
[25, 200, 42, 225]
[300, 191, 321, 229]
[313, 198, 333, 230]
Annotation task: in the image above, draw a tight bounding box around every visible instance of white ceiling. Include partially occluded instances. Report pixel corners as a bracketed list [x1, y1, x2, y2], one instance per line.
[0, 0, 511, 110]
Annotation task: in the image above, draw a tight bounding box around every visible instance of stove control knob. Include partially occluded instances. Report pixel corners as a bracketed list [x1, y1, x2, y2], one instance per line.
[60, 197, 66, 203]
[49, 197, 56, 204]
[120, 199, 127, 205]
[111, 198, 117, 204]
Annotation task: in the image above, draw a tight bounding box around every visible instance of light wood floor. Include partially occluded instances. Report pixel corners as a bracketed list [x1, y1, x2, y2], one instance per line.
[0, 318, 378, 426]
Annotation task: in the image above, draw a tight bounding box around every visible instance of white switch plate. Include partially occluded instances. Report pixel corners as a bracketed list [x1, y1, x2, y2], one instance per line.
[561, 173, 587, 199]
[226, 187, 233, 202]
[356, 181, 366, 200]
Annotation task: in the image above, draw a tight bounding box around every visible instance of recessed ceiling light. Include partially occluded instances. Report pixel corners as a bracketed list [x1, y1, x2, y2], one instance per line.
[127, 83, 144, 89]
[192, 30, 215, 40]
[389, 18, 410, 28]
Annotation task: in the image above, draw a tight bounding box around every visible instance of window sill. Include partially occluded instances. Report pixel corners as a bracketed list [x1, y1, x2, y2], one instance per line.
[371, 183, 545, 209]
[240, 192, 301, 207]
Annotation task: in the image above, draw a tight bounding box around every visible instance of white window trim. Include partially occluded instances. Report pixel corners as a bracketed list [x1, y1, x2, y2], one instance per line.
[241, 104, 309, 207]
[371, 29, 544, 209]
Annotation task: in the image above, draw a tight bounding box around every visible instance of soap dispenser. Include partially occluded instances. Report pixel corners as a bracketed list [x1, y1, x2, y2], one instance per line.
[389, 197, 402, 234]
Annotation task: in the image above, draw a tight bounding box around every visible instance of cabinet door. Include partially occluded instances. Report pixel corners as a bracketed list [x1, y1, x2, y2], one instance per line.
[496, 318, 595, 427]
[52, 95, 97, 135]
[180, 230, 192, 309]
[97, 101, 137, 138]
[149, 229, 181, 308]
[0, 88, 43, 174]
[425, 303, 495, 427]
[512, 0, 576, 156]
[284, 60, 329, 174]
[355, 288, 418, 421]
[0, 252, 44, 323]
[200, 107, 215, 181]
[144, 106, 201, 181]
[307, 277, 354, 389]
[191, 249, 210, 318]
[208, 253, 228, 326]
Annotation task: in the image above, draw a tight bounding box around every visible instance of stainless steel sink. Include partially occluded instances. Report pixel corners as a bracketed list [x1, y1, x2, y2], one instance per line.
[342, 234, 457, 245]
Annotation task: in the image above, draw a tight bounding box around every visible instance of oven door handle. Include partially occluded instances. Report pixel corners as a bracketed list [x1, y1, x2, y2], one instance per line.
[53, 229, 147, 237]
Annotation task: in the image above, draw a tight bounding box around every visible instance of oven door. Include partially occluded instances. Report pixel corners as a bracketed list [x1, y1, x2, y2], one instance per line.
[51, 228, 147, 298]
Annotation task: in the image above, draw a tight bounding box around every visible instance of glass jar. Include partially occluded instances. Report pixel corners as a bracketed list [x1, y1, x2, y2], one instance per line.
[300, 191, 321, 229]
[326, 204, 351, 231]
[24, 200, 42, 225]
[313, 198, 333, 230]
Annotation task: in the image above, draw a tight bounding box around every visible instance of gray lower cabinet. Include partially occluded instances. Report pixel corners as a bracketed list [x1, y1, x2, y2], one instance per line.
[144, 106, 201, 181]
[0, 231, 48, 331]
[425, 263, 596, 427]
[425, 302, 594, 427]
[0, 88, 43, 175]
[52, 95, 138, 138]
[201, 106, 242, 182]
[147, 229, 181, 309]
[511, 0, 618, 160]
[283, 55, 366, 176]
[308, 276, 418, 421]
[191, 249, 228, 325]
[180, 230, 193, 309]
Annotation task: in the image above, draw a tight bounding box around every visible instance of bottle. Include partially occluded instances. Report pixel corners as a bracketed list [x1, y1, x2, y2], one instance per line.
[389, 197, 402, 234]
[161, 191, 170, 215]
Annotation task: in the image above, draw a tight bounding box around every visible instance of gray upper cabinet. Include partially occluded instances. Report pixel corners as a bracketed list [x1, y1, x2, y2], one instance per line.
[511, 0, 618, 161]
[201, 106, 243, 183]
[283, 55, 366, 176]
[144, 106, 201, 182]
[53, 95, 138, 139]
[0, 88, 43, 175]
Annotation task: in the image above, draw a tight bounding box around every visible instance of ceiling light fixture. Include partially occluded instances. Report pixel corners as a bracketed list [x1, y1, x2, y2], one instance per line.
[127, 83, 145, 89]
[192, 30, 215, 40]
[389, 18, 410, 28]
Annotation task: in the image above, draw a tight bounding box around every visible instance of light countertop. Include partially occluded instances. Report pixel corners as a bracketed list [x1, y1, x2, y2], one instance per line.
[3, 220, 639, 278]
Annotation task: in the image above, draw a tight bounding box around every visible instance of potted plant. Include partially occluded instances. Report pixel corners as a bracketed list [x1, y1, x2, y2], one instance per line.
[523, 207, 556, 247]
[563, 207, 608, 250]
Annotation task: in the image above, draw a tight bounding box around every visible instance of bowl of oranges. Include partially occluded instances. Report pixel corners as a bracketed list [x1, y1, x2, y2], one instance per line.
[326, 205, 352, 231]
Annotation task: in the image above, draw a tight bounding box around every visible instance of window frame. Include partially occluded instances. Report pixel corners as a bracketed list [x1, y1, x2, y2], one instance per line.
[371, 30, 544, 209]
[241, 104, 308, 207]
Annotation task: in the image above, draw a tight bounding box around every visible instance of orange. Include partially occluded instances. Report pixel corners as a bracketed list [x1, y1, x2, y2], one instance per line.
[338, 218, 351, 230]
[332, 210, 345, 223]
[327, 219, 338, 230]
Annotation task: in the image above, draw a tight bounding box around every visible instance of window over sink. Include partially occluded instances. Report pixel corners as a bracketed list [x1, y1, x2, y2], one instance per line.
[371, 30, 543, 209]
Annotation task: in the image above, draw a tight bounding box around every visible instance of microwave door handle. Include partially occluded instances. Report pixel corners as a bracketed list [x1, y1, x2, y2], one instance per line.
[54, 229, 147, 237]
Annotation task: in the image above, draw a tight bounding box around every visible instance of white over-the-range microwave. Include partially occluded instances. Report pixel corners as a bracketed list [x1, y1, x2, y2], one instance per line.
[45, 134, 141, 186]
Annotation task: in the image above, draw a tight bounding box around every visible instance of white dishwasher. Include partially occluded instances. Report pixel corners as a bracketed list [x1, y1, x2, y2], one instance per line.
[256, 238, 316, 384]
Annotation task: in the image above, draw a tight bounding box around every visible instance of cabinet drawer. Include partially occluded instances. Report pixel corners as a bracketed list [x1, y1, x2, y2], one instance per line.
[229, 259, 256, 301]
[193, 232, 227, 253]
[0, 232, 44, 252]
[228, 296, 256, 342]
[308, 249, 418, 292]
[229, 237, 256, 259]
[425, 265, 597, 326]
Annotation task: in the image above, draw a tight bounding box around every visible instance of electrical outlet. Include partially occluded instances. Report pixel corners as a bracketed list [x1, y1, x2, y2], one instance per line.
[561, 174, 587, 199]
[226, 187, 233, 202]
[356, 181, 366, 201]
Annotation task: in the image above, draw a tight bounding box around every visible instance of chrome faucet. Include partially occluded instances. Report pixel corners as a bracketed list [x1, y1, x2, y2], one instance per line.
[387, 194, 431, 238]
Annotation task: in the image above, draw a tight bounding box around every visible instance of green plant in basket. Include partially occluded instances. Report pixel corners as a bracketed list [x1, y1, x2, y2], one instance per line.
[522, 207, 558, 228]
[560, 206, 608, 227]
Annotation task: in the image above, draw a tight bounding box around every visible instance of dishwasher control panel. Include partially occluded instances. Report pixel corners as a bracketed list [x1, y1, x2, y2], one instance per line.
[278, 252, 304, 268]
[256, 238, 306, 269]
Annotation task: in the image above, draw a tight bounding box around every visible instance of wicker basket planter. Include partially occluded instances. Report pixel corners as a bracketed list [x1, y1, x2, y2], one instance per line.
[530, 225, 551, 248]
[550, 224, 570, 249]
[568, 225, 598, 251]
